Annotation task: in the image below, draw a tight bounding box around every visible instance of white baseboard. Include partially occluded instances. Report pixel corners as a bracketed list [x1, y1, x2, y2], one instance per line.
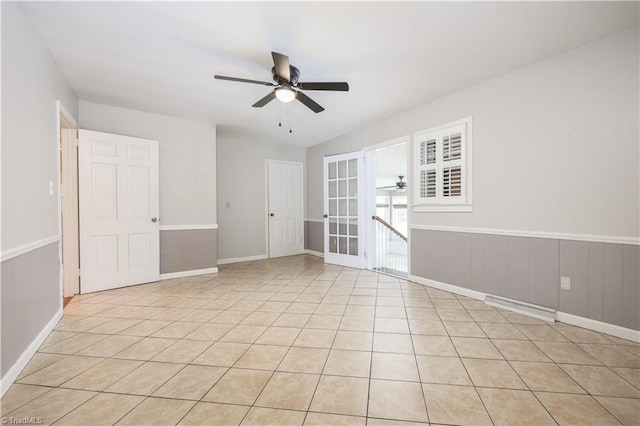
[1, 308, 63, 397]
[408, 274, 485, 301]
[305, 249, 324, 258]
[217, 254, 268, 265]
[160, 267, 218, 280]
[408, 273, 640, 343]
[556, 311, 640, 343]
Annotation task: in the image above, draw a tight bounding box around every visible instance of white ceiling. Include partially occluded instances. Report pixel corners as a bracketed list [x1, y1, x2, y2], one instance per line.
[22, 1, 639, 147]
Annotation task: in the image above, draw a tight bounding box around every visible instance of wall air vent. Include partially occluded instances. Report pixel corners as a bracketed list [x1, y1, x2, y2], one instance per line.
[485, 295, 556, 323]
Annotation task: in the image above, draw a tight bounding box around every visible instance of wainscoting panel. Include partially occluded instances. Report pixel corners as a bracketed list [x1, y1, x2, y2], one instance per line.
[160, 229, 217, 274]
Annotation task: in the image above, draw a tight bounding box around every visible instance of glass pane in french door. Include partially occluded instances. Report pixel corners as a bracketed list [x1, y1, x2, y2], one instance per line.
[324, 152, 363, 269]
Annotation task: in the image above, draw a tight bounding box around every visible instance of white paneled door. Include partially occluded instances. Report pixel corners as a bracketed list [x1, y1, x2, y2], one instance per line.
[324, 152, 365, 269]
[79, 130, 160, 293]
[267, 161, 304, 258]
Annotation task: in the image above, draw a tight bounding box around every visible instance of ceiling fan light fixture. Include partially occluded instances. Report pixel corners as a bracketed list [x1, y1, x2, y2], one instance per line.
[275, 87, 296, 103]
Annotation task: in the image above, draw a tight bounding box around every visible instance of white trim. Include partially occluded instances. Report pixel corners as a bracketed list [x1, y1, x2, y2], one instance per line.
[410, 225, 639, 246]
[305, 218, 324, 223]
[408, 274, 486, 301]
[160, 267, 218, 280]
[159, 224, 218, 231]
[1, 308, 63, 397]
[556, 311, 640, 344]
[1, 235, 60, 262]
[217, 254, 268, 265]
[363, 135, 410, 152]
[305, 249, 324, 258]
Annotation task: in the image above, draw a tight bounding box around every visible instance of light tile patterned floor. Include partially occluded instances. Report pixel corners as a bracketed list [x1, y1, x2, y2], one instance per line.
[2, 254, 639, 425]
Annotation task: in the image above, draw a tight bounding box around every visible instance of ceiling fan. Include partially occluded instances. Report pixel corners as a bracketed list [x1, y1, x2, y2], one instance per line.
[377, 176, 408, 193]
[214, 51, 349, 113]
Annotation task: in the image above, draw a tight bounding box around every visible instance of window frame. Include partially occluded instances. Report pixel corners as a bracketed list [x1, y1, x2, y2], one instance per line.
[413, 117, 473, 213]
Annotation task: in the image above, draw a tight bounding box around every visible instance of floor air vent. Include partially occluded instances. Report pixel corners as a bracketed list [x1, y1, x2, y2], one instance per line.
[485, 295, 556, 322]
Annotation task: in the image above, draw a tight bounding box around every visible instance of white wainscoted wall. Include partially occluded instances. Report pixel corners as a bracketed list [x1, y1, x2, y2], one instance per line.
[305, 27, 639, 340]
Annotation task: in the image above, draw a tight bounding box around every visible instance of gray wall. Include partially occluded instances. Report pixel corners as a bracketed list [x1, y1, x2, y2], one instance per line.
[1, 3, 78, 383]
[1, 243, 61, 377]
[304, 221, 324, 253]
[160, 229, 218, 274]
[411, 229, 640, 331]
[217, 134, 306, 260]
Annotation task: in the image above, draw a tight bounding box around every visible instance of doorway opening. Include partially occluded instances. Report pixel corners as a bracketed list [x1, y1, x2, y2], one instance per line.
[368, 141, 409, 278]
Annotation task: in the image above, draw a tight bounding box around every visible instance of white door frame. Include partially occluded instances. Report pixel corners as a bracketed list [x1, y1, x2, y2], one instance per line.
[56, 101, 79, 299]
[363, 136, 411, 275]
[265, 160, 304, 258]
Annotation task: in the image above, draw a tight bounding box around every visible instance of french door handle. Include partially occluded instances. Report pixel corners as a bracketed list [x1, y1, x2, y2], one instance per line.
[151, 217, 159, 223]
[323, 214, 328, 218]
[270, 213, 275, 217]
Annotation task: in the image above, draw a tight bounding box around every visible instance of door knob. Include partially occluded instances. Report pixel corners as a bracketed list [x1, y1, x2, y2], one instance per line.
[323, 214, 328, 218]
[270, 213, 275, 217]
[151, 217, 158, 223]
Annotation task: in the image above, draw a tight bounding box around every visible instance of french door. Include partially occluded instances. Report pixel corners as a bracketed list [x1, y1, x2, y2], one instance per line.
[323, 152, 365, 269]
[78, 130, 160, 293]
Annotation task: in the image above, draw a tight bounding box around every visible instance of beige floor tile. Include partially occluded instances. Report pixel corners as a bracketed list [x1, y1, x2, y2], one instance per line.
[478, 322, 527, 339]
[38, 332, 109, 355]
[211, 310, 251, 324]
[256, 327, 301, 346]
[60, 358, 143, 391]
[536, 392, 623, 425]
[443, 321, 486, 337]
[373, 333, 414, 354]
[323, 349, 371, 377]
[17, 355, 103, 387]
[349, 296, 376, 305]
[375, 318, 410, 334]
[86, 318, 142, 334]
[119, 319, 172, 336]
[241, 311, 281, 326]
[406, 307, 439, 321]
[315, 303, 347, 316]
[468, 310, 508, 323]
[477, 388, 556, 426]
[371, 352, 420, 381]
[151, 339, 212, 363]
[0, 384, 51, 414]
[436, 309, 473, 322]
[511, 361, 585, 393]
[178, 402, 249, 426]
[412, 335, 457, 356]
[595, 396, 640, 426]
[106, 361, 183, 395]
[191, 341, 250, 366]
[220, 325, 268, 343]
[423, 383, 491, 426]
[560, 364, 640, 398]
[150, 321, 204, 338]
[553, 324, 613, 344]
[112, 337, 177, 360]
[203, 368, 272, 405]
[273, 313, 311, 327]
[294, 329, 337, 348]
[7, 388, 96, 425]
[579, 343, 640, 368]
[368, 379, 428, 423]
[179, 309, 222, 322]
[234, 344, 289, 370]
[55, 393, 144, 426]
[240, 407, 306, 426]
[451, 337, 503, 359]
[332, 331, 372, 351]
[503, 311, 547, 325]
[278, 347, 329, 374]
[75, 334, 142, 357]
[149, 307, 194, 321]
[15, 353, 67, 379]
[516, 324, 570, 342]
[309, 375, 369, 416]
[462, 358, 527, 389]
[416, 355, 471, 385]
[39, 331, 77, 348]
[492, 339, 552, 362]
[408, 319, 447, 336]
[116, 396, 195, 425]
[612, 367, 640, 388]
[56, 316, 113, 332]
[185, 322, 235, 341]
[255, 372, 320, 410]
[366, 418, 428, 426]
[153, 365, 227, 400]
[306, 314, 342, 329]
[374, 306, 407, 319]
[304, 412, 366, 425]
[343, 305, 375, 318]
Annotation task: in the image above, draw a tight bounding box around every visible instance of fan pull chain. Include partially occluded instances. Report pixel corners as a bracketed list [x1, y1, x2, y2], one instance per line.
[278, 103, 282, 127]
[289, 108, 293, 134]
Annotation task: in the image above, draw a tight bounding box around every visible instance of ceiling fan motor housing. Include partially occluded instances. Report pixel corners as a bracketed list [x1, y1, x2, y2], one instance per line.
[272, 65, 300, 85]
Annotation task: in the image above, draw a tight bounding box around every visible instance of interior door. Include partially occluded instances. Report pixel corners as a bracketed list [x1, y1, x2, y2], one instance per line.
[324, 152, 365, 269]
[267, 160, 304, 258]
[79, 130, 160, 293]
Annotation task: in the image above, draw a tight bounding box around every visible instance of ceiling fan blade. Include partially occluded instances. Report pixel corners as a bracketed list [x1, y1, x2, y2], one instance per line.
[297, 82, 349, 91]
[271, 52, 291, 81]
[296, 91, 324, 113]
[252, 91, 277, 108]
[214, 75, 275, 86]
